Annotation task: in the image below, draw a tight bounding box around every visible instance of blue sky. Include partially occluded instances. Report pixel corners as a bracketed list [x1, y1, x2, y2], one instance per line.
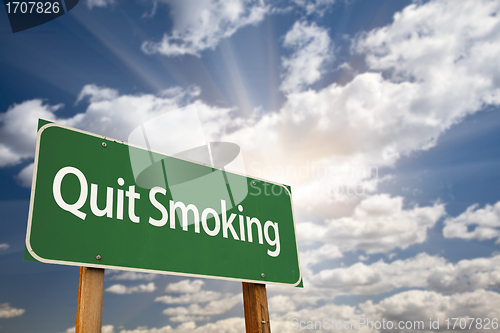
[1, 0, 500, 332]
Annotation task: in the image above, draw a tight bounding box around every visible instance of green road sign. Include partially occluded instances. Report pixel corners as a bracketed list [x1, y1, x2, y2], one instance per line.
[25, 121, 302, 287]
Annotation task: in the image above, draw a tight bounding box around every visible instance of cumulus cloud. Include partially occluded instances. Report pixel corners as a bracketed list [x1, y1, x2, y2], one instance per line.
[118, 318, 245, 333]
[270, 289, 500, 333]
[162, 293, 242, 322]
[309, 253, 444, 295]
[268, 252, 500, 310]
[360, 289, 500, 332]
[280, 21, 332, 93]
[443, 201, 500, 242]
[105, 282, 156, 294]
[107, 271, 158, 281]
[76, 84, 119, 103]
[0, 243, 9, 250]
[357, 0, 500, 101]
[0, 84, 232, 187]
[293, 0, 336, 16]
[66, 84, 212, 142]
[0, 100, 61, 167]
[155, 291, 221, 304]
[63, 325, 114, 333]
[141, 0, 268, 57]
[165, 279, 205, 293]
[269, 295, 297, 313]
[427, 255, 500, 293]
[354, 0, 500, 136]
[297, 194, 445, 254]
[284, 253, 500, 303]
[86, 0, 114, 10]
[299, 243, 343, 271]
[222, 0, 500, 210]
[15, 163, 34, 188]
[0, 303, 25, 318]
[156, 280, 239, 322]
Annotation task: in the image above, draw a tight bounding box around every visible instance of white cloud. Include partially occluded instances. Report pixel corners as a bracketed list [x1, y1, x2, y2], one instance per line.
[168, 315, 209, 323]
[360, 289, 500, 332]
[427, 255, 500, 293]
[0, 243, 9, 251]
[15, 163, 34, 188]
[267, 252, 500, 310]
[223, 0, 500, 211]
[141, 0, 268, 57]
[357, 0, 500, 104]
[76, 84, 119, 103]
[0, 84, 232, 187]
[105, 282, 156, 294]
[443, 201, 500, 242]
[291, 253, 500, 301]
[86, 0, 114, 10]
[0, 303, 25, 318]
[118, 318, 245, 333]
[299, 243, 343, 272]
[297, 194, 445, 254]
[269, 302, 363, 333]
[309, 253, 445, 295]
[269, 295, 296, 313]
[156, 280, 239, 322]
[104, 327, 117, 333]
[0, 100, 61, 167]
[280, 21, 332, 93]
[162, 293, 242, 322]
[165, 279, 204, 293]
[107, 271, 158, 281]
[65, 84, 206, 142]
[293, 0, 336, 16]
[270, 289, 500, 333]
[155, 291, 221, 304]
[63, 325, 114, 333]
[354, 0, 500, 134]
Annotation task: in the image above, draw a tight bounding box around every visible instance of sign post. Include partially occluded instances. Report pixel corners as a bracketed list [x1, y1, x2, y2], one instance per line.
[242, 282, 271, 333]
[25, 120, 302, 332]
[75, 267, 105, 333]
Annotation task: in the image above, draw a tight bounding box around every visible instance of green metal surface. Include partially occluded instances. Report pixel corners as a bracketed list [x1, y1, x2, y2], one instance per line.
[26, 121, 302, 286]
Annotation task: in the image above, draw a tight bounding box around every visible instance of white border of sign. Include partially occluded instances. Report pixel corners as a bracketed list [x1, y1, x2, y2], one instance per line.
[26, 122, 303, 287]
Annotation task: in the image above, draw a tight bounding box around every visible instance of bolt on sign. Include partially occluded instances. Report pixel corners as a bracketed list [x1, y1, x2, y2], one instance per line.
[25, 120, 302, 287]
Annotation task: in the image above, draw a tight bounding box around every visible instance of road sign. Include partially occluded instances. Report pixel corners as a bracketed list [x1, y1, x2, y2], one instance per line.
[25, 120, 302, 287]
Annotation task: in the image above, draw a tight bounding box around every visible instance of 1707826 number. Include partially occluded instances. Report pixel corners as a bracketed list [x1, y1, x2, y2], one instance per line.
[5, 2, 60, 14]
[446, 318, 498, 330]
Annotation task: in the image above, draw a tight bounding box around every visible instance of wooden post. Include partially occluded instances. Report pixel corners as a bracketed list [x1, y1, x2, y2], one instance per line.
[242, 282, 271, 333]
[75, 267, 105, 333]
